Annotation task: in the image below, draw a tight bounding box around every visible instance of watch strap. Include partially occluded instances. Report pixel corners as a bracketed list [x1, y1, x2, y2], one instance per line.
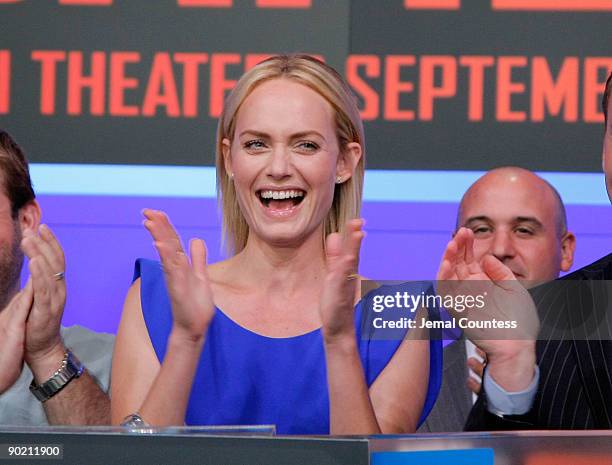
[29, 350, 85, 402]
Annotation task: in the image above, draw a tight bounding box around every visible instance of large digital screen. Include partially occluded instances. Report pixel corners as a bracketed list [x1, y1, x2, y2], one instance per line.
[1, 0, 610, 171]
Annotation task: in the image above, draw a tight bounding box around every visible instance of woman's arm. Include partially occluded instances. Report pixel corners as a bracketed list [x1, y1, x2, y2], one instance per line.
[111, 280, 160, 424]
[321, 220, 430, 434]
[324, 311, 429, 434]
[111, 279, 204, 426]
[321, 220, 379, 434]
[324, 335, 382, 434]
[368, 320, 429, 433]
[111, 210, 215, 426]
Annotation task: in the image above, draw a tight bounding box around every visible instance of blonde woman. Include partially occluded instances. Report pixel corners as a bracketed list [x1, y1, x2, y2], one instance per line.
[111, 55, 441, 434]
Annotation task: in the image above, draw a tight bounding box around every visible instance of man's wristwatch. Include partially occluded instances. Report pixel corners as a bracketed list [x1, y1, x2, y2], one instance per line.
[29, 350, 85, 402]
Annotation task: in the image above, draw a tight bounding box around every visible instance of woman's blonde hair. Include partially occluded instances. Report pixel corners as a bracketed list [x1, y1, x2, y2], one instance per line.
[216, 54, 365, 254]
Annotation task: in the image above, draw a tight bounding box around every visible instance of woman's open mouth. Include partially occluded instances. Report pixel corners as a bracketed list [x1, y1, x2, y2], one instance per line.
[257, 189, 306, 212]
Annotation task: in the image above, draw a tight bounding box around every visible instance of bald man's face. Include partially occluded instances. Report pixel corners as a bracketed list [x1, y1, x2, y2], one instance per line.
[459, 173, 575, 286]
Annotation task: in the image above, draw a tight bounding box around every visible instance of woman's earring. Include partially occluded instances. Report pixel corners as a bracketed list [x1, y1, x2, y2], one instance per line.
[336, 176, 342, 184]
[229, 172, 234, 181]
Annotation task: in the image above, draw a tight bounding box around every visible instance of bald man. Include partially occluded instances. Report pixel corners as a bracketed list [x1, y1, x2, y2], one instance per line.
[459, 72, 612, 430]
[419, 168, 575, 432]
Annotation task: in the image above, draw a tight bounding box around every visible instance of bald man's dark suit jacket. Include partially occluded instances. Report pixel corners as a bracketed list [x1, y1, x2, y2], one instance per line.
[465, 253, 612, 430]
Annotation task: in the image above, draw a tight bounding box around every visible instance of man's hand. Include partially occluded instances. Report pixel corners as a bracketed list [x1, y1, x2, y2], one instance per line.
[15, 224, 111, 425]
[438, 228, 538, 392]
[20, 224, 68, 381]
[0, 281, 33, 393]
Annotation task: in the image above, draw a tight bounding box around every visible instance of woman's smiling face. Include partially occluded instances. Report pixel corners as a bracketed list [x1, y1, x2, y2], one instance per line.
[224, 78, 348, 248]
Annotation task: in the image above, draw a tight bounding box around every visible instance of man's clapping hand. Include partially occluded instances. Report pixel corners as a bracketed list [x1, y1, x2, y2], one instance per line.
[0, 280, 32, 393]
[438, 228, 538, 392]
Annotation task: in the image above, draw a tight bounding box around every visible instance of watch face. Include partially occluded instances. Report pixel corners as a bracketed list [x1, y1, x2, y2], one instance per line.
[66, 351, 85, 378]
[120, 414, 153, 432]
[124, 415, 146, 426]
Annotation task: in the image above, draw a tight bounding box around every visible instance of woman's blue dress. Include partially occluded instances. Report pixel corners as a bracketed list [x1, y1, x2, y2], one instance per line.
[135, 259, 442, 434]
